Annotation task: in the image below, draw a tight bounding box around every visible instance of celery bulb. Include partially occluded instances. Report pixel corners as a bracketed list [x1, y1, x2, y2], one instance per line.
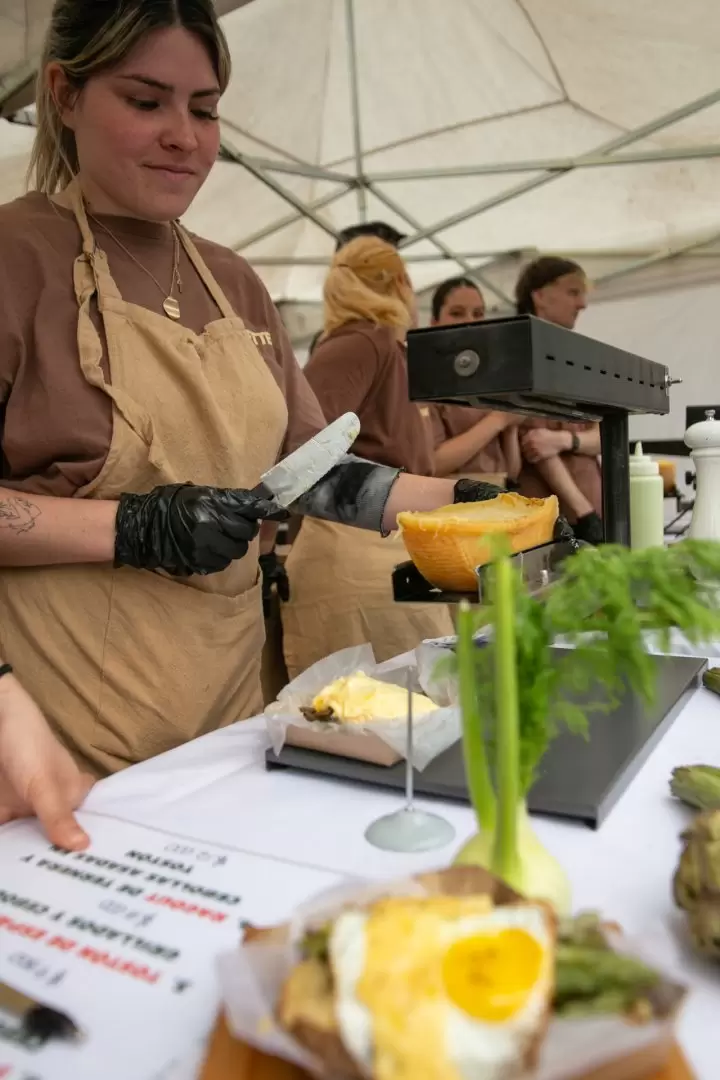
[455, 803, 572, 915]
[453, 556, 572, 915]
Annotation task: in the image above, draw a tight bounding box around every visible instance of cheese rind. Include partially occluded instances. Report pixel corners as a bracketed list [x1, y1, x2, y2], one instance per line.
[398, 493, 559, 592]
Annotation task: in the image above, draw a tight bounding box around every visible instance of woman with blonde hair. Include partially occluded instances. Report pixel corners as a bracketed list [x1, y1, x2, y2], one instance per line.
[281, 237, 458, 677]
[0, 0, 503, 828]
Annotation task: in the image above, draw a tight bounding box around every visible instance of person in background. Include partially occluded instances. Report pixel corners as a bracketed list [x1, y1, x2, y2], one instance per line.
[426, 276, 522, 483]
[0, 0, 505, 791]
[334, 220, 406, 253]
[281, 238, 464, 677]
[514, 256, 603, 544]
[306, 221, 407, 358]
[0, 663, 92, 850]
[262, 221, 408, 694]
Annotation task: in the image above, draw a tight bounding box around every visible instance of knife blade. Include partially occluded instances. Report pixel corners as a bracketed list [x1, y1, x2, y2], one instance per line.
[251, 412, 360, 509]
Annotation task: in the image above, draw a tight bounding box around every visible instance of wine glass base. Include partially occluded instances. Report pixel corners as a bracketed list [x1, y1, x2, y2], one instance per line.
[364, 809, 456, 853]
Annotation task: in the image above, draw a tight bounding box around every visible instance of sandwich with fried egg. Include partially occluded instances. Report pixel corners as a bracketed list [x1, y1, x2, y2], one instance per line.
[261, 869, 666, 1080]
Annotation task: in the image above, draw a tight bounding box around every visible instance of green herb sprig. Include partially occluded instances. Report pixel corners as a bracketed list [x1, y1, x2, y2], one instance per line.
[453, 540, 720, 801]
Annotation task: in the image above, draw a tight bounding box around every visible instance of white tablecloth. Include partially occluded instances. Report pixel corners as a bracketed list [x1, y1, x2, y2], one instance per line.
[75, 637, 720, 1080]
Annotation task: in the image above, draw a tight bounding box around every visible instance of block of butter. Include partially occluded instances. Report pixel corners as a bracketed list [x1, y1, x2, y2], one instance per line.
[310, 671, 437, 724]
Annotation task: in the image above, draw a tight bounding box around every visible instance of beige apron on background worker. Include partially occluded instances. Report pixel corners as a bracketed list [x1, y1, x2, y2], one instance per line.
[281, 517, 454, 680]
[0, 180, 288, 776]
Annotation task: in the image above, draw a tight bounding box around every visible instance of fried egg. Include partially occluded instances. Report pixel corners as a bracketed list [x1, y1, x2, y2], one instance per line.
[329, 896, 554, 1080]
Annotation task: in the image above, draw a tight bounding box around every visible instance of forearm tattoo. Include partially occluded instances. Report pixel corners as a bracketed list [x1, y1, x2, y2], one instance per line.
[0, 496, 41, 534]
[290, 455, 401, 533]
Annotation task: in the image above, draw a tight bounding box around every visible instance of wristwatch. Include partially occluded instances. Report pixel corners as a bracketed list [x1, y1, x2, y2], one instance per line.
[569, 432, 581, 454]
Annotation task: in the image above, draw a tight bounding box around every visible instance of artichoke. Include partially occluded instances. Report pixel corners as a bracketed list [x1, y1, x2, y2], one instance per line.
[670, 765, 720, 811]
[703, 667, 720, 698]
[674, 809, 720, 961]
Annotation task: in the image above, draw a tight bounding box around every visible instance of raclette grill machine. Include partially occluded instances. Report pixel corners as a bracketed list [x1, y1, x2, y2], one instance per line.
[393, 314, 679, 603]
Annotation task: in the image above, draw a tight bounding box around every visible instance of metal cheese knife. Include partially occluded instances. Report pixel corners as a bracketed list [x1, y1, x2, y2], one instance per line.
[251, 411, 360, 509]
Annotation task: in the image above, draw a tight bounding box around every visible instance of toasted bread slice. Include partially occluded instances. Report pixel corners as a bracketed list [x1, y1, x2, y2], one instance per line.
[278, 958, 361, 1079]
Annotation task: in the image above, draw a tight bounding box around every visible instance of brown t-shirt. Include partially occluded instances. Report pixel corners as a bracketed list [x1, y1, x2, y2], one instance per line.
[428, 403, 508, 475]
[304, 321, 435, 476]
[517, 419, 603, 519]
[0, 193, 325, 497]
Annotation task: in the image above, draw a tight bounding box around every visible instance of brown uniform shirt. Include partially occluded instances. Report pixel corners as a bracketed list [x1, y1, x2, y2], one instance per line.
[517, 419, 603, 519]
[0, 193, 325, 497]
[428, 403, 508, 475]
[305, 321, 435, 476]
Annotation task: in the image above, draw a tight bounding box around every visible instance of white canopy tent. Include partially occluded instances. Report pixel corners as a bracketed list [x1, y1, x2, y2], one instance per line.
[0, 0, 719, 436]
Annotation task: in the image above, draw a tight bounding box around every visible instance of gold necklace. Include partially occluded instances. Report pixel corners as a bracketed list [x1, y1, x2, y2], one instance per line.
[88, 212, 183, 320]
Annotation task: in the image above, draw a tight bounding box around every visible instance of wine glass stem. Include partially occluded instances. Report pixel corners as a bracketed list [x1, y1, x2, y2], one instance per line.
[405, 681, 414, 812]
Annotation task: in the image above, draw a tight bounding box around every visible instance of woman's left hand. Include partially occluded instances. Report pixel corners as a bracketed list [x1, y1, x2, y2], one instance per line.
[521, 428, 569, 463]
[0, 675, 94, 850]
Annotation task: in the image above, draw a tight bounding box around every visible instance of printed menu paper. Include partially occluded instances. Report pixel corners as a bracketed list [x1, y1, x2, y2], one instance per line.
[0, 814, 341, 1080]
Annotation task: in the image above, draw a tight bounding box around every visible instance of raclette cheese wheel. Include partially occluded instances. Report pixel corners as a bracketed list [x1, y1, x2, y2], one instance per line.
[397, 493, 559, 592]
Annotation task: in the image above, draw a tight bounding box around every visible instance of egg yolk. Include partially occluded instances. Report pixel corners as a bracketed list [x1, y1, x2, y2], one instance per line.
[442, 928, 544, 1023]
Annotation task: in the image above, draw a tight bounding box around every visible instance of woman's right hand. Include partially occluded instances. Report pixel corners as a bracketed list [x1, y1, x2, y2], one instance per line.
[114, 483, 286, 576]
[0, 674, 93, 850]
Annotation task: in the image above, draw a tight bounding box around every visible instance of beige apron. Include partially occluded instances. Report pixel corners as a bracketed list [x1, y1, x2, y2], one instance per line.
[281, 518, 454, 679]
[0, 182, 288, 776]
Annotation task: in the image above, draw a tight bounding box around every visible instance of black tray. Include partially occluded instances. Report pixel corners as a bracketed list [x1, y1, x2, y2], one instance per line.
[266, 652, 705, 828]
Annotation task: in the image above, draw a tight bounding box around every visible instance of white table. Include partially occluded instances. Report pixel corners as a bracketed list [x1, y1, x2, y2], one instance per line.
[80, 636, 720, 1080]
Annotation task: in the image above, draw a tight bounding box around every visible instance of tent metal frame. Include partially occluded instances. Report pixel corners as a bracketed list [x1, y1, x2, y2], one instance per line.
[221, 0, 720, 300]
[217, 0, 720, 299]
[6, 0, 720, 298]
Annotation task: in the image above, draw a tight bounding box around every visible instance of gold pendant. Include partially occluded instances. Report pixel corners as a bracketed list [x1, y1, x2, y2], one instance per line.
[163, 296, 181, 320]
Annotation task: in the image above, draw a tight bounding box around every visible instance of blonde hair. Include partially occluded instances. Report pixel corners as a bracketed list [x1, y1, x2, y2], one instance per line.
[29, 0, 231, 194]
[323, 236, 414, 336]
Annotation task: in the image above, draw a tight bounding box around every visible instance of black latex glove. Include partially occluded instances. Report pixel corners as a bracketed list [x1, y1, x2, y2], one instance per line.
[553, 514, 581, 551]
[572, 511, 604, 546]
[453, 478, 505, 504]
[115, 483, 287, 577]
[259, 551, 290, 616]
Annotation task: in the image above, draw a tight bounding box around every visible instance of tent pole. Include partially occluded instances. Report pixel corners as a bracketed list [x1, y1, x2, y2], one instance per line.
[231, 188, 350, 252]
[369, 143, 720, 182]
[592, 229, 720, 286]
[368, 182, 513, 307]
[227, 152, 355, 184]
[248, 253, 512, 266]
[345, 0, 367, 221]
[220, 138, 340, 242]
[396, 86, 720, 248]
[244, 248, 720, 266]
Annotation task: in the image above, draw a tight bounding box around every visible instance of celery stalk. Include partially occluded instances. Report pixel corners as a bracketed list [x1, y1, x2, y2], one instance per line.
[456, 600, 496, 833]
[491, 555, 521, 886]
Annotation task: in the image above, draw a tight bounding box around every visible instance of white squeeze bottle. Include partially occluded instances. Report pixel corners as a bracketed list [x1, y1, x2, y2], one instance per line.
[629, 442, 664, 550]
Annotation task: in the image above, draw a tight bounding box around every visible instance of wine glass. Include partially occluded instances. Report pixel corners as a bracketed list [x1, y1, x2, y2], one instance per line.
[364, 672, 456, 852]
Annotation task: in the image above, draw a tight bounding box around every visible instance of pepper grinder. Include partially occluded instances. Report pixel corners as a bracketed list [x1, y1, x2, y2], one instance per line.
[685, 409, 720, 541]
